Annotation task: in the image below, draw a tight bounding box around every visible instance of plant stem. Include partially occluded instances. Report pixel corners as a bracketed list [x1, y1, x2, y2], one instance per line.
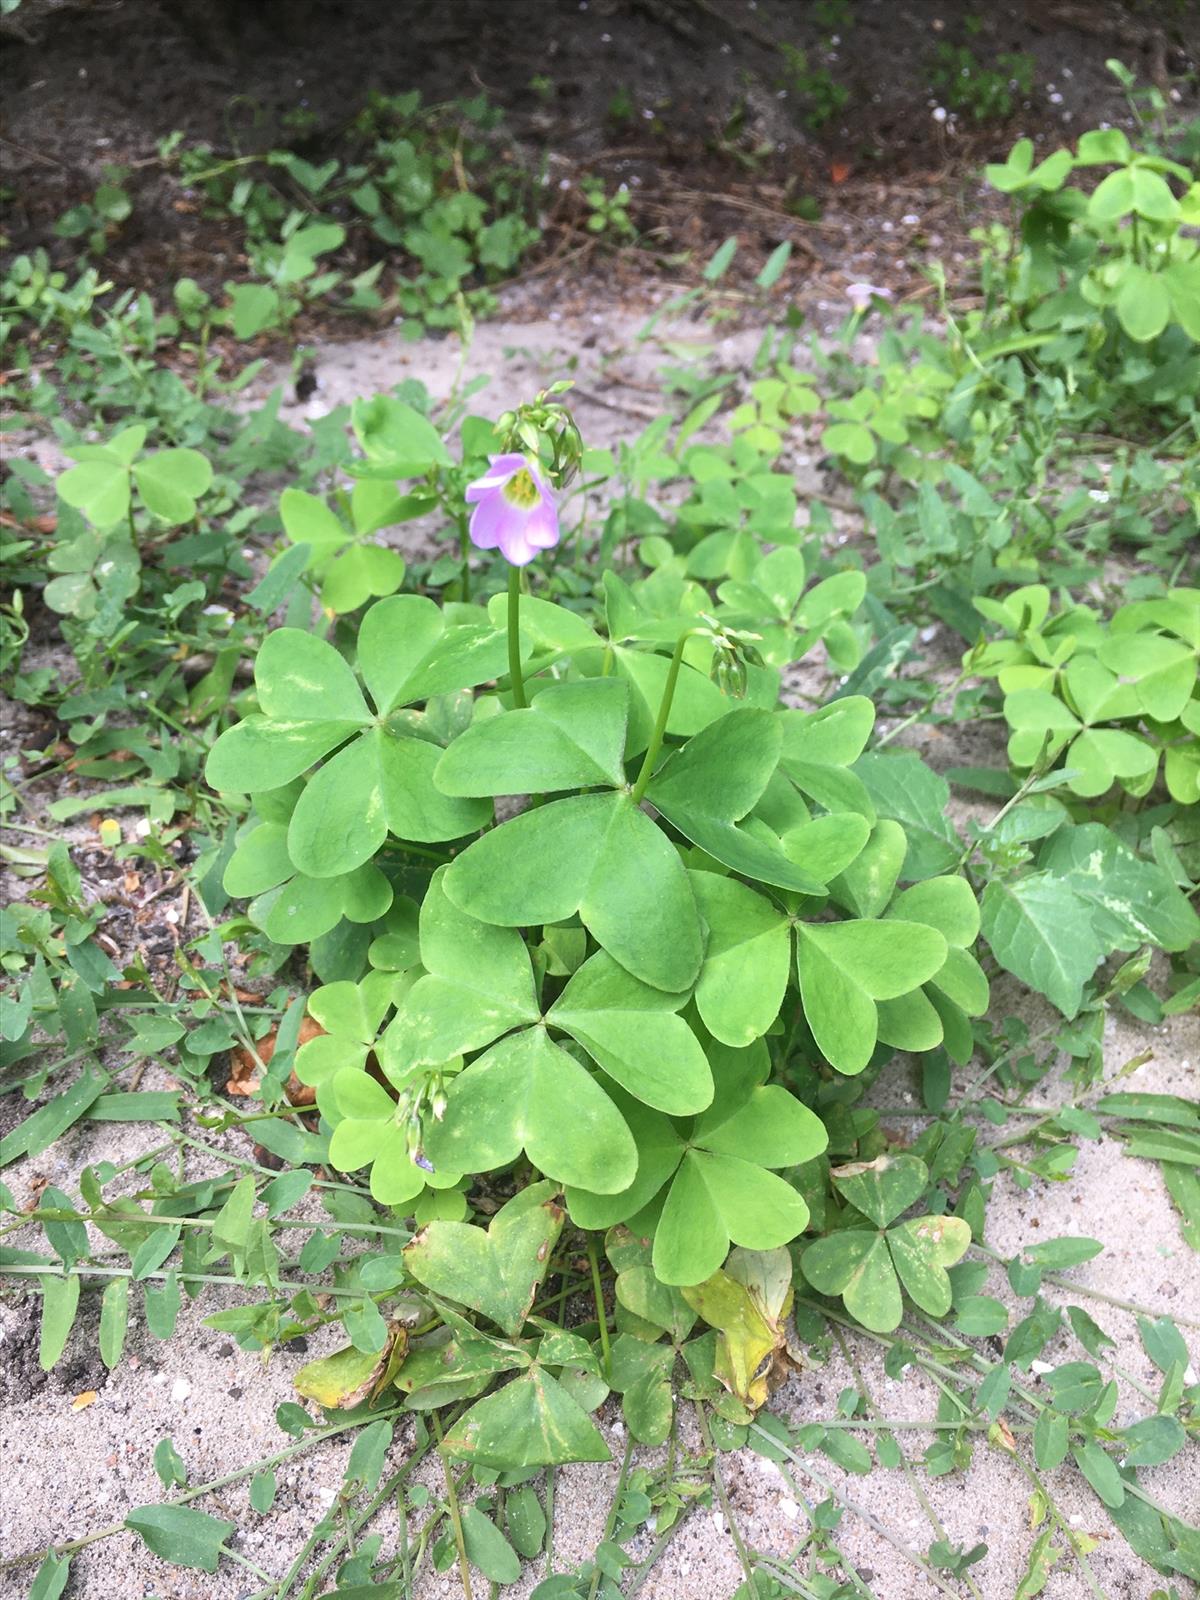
[1, 1407, 403, 1573]
[432, 1409, 474, 1600]
[586, 1435, 634, 1600]
[507, 563, 527, 709]
[459, 518, 471, 602]
[587, 1233, 612, 1381]
[695, 1403, 758, 1597]
[747, 1422, 969, 1600]
[630, 629, 696, 805]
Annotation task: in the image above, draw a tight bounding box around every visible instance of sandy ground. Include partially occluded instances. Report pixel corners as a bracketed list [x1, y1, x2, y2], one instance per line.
[2, 306, 1198, 1600]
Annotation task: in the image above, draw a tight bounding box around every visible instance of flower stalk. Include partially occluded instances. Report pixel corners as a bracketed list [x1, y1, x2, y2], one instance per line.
[630, 628, 696, 805]
[507, 564, 527, 709]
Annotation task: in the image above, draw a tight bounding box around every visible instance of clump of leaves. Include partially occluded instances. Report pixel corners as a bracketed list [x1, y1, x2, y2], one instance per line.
[968, 583, 1199, 802]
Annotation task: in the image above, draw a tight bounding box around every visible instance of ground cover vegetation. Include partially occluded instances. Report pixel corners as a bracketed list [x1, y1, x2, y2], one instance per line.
[1, 42, 1199, 1600]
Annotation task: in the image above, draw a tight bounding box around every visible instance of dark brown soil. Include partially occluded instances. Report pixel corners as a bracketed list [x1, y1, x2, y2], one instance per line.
[3, 0, 1198, 310]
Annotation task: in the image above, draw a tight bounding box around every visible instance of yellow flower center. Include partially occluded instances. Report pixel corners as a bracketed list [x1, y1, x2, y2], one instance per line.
[502, 468, 540, 509]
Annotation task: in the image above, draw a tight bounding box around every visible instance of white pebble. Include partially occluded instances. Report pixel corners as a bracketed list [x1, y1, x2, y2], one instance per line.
[171, 1378, 192, 1402]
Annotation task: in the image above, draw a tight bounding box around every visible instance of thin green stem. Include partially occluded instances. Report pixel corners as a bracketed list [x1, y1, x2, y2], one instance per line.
[630, 630, 696, 806]
[1, 1407, 404, 1574]
[459, 518, 471, 603]
[507, 564, 527, 709]
[587, 1436, 635, 1600]
[432, 1410, 474, 1600]
[543, 1465, 556, 1576]
[747, 1423, 969, 1600]
[1015, 1454, 1107, 1600]
[587, 1233, 612, 1382]
[696, 1403, 758, 1597]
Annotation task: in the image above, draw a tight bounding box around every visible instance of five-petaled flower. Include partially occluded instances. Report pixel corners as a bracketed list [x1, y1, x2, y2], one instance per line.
[465, 452, 560, 567]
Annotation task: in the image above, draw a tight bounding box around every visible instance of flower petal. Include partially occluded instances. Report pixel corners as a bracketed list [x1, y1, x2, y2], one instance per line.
[499, 526, 540, 565]
[523, 499, 560, 551]
[468, 491, 507, 551]
[465, 453, 528, 501]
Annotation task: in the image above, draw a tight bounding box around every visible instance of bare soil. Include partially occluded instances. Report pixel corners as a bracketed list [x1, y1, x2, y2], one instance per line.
[4, 0, 1198, 315]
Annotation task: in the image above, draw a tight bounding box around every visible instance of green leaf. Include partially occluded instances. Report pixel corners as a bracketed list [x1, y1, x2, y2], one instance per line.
[1072, 1443, 1124, 1509]
[357, 594, 509, 713]
[249, 1468, 278, 1513]
[205, 629, 370, 794]
[653, 1150, 810, 1287]
[648, 709, 826, 893]
[1121, 1414, 1186, 1467]
[565, 1097, 687, 1231]
[222, 821, 293, 898]
[1038, 824, 1200, 955]
[99, 1276, 129, 1369]
[144, 1272, 181, 1339]
[779, 697, 875, 766]
[320, 545, 407, 613]
[228, 282, 280, 339]
[295, 723, 490, 877]
[29, 1553, 71, 1600]
[506, 1485, 548, 1558]
[1033, 1409, 1070, 1471]
[280, 487, 348, 557]
[693, 1078, 827, 1170]
[1, 1068, 110, 1168]
[887, 1215, 971, 1316]
[1076, 127, 1130, 165]
[690, 871, 790, 1047]
[548, 952, 712, 1115]
[352, 394, 451, 476]
[124, 1505, 235, 1573]
[57, 458, 131, 528]
[887, 876, 980, 947]
[1088, 166, 1135, 221]
[609, 1335, 676, 1443]
[1023, 1236, 1104, 1269]
[39, 1272, 81, 1369]
[424, 1028, 637, 1193]
[459, 1504, 521, 1585]
[795, 920, 948, 1074]
[832, 1154, 929, 1228]
[612, 644, 729, 755]
[980, 875, 1104, 1018]
[404, 1181, 564, 1336]
[830, 819, 907, 918]
[436, 678, 630, 794]
[133, 448, 213, 524]
[388, 868, 538, 1069]
[444, 791, 703, 992]
[1116, 265, 1172, 342]
[443, 1367, 610, 1468]
[854, 753, 960, 878]
[803, 1232, 900, 1332]
[823, 421, 876, 464]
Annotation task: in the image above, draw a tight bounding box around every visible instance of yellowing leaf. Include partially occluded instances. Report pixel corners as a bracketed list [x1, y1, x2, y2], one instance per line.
[681, 1245, 794, 1408]
[293, 1323, 408, 1410]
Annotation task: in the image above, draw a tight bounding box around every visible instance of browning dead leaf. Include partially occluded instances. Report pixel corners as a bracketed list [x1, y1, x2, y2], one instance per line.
[226, 1015, 324, 1102]
[682, 1245, 796, 1410]
[293, 1321, 409, 1410]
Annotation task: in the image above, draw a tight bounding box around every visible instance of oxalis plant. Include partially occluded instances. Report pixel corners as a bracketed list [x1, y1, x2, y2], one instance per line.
[201, 397, 987, 1476]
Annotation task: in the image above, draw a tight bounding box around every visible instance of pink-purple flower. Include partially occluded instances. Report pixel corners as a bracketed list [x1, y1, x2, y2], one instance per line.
[465, 452, 560, 567]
